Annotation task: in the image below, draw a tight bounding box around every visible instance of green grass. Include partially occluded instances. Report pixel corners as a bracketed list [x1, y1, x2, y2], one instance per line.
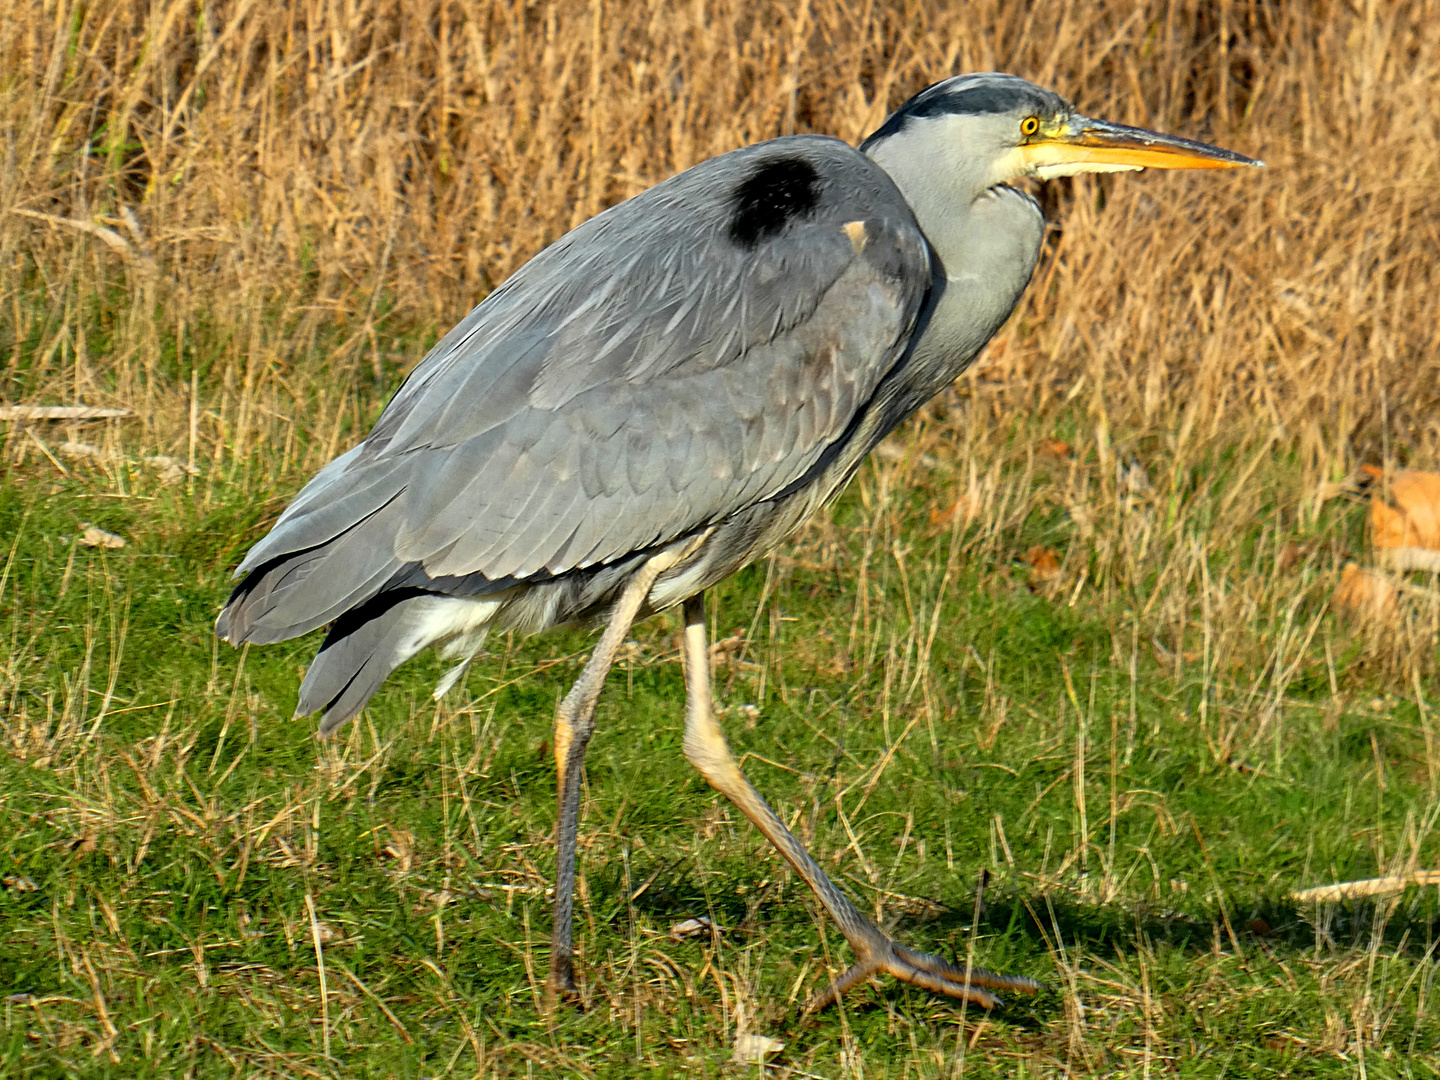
[2, 426, 1439, 1078]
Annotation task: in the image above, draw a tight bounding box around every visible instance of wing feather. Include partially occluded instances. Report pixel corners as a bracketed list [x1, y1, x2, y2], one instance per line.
[231, 136, 930, 614]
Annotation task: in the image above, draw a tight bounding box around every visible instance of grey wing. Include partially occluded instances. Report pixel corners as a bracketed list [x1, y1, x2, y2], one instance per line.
[219, 137, 929, 644]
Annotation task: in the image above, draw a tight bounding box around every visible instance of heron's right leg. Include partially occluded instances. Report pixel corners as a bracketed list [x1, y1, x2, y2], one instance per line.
[547, 555, 675, 1001]
[678, 593, 1040, 1013]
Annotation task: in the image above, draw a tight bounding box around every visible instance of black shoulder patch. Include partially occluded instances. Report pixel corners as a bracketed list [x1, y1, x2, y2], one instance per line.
[729, 157, 820, 249]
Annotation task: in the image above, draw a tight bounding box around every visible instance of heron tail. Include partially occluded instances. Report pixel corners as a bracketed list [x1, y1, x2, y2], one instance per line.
[295, 590, 500, 735]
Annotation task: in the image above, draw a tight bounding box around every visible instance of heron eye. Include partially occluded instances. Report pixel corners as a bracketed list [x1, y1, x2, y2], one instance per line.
[1020, 116, 1040, 136]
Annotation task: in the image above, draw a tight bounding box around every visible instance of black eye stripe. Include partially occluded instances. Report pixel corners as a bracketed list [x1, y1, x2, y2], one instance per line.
[858, 77, 1071, 151]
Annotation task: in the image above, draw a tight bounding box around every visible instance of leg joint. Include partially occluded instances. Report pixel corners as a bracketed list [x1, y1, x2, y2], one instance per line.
[683, 721, 741, 788]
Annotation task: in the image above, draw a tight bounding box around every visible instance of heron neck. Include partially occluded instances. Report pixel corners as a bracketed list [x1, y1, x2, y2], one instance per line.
[919, 185, 1043, 376]
[868, 144, 1045, 399]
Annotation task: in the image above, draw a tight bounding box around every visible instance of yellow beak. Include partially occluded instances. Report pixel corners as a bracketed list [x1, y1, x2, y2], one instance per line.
[1021, 117, 1263, 177]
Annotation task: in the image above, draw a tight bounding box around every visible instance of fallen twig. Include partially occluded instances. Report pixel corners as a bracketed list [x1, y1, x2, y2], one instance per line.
[0, 405, 133, 421]
[1291, 870, 1440, 903]
[8, 208, 132, 254]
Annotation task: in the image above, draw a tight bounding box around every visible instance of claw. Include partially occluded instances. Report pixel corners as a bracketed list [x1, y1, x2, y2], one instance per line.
[804, 957, 884, 1014]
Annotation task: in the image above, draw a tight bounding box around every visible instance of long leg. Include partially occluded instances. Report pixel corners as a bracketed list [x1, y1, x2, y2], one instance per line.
[678, 593, 1040, 1012]
[547, 553, 676, 1000]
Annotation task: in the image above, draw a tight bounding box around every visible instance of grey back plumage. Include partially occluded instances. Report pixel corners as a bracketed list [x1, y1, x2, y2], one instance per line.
[218, 136, 931, 663]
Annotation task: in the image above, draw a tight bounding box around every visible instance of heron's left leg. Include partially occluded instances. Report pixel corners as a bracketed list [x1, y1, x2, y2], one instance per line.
[678, 593, 1040, 1013]
[547, 553, 680, 1001]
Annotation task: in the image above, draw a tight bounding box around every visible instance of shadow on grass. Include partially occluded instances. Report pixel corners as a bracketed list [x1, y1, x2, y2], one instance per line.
[618, 853, 1440, 1009]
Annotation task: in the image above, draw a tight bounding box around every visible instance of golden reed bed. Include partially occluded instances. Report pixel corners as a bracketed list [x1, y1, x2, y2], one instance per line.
[3, 0, 1435, 466]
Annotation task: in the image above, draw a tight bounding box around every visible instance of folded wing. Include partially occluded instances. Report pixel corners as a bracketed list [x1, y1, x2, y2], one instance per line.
[218, 136, 931, 647]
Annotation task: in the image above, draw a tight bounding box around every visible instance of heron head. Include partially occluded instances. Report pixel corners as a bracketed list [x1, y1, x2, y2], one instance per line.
[861, 73, 1261, 201]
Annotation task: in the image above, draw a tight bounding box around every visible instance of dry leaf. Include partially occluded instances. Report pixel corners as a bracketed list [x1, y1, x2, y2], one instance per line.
[382, 827, 415, 873]
[1022, 546, 1062, 585]
[410, 888, 455, 915]
[79, 525, 125, 549]
[145, 454, 199, 485]
[708, 633, 745, 668]
[1277, 542, 1311, 573]
[1369, 470, 1440, 551]
[733, 1034, 784, 1062]
[928, 495, 976, 532]
[1332, 562, 1397, 622]
[669, 916, 718, 940]
[1116, 457, 1152, 497]
[58, 441, 105, 460]
[1039, 437, 1071, 460]
[1066, 503, 1096, 541]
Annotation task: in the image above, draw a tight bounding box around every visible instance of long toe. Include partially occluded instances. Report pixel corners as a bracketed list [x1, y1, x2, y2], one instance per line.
[885, 959, 1001, 1008]
[891, 943, 1044, 995]
[805, 938, 1042, 1014]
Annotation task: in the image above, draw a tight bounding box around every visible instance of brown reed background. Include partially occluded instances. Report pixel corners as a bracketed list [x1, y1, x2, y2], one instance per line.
[2, 0, 1437, 477]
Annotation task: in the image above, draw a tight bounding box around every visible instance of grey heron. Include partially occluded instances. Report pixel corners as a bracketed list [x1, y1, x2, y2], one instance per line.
[218, 72, 1259, 1012]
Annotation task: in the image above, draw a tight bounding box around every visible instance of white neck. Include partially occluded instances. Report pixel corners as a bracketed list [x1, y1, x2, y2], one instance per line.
[866, 131, 1046, 396]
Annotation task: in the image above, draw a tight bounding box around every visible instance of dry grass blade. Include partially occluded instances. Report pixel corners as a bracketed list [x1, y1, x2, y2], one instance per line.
[305, 891, 332, 1060]
[6, 209, 132, 255]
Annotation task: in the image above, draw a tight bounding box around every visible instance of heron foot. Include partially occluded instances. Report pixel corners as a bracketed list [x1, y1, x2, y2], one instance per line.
[678, 596, 1042, 1018]
[546, 950, 584, 1008]
[545, 969, 581, 1010]
[804, 936, 1042, 1014]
